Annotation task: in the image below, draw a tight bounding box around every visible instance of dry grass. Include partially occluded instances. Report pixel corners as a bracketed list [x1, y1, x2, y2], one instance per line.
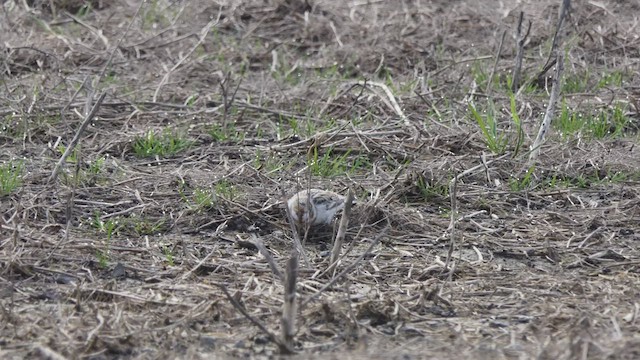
[2, 0, 640, 359]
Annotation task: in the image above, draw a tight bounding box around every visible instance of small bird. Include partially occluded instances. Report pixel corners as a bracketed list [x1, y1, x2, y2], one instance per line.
[287, 189, 347, 228]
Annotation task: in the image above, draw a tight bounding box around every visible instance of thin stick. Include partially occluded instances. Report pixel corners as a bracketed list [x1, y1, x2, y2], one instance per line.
[96, 1, 145, 83]
[301, 226, 388, 307]
[451, 152, 511, 185]
[535, 0, 571, 85]
[181, 248, 216, 280]
[486, 29, 506, 94]
[60, 76, 89, 126]
[328, 189, 354, 274]
[512, 12, 531, 93]
[214, 283, 295, 354]
[251, 234, 283, 281]
[48, 91, 107, 183]
[219, 71, 243, 128]
[180, 221, 227, 279]
[51, 145, 82, 255]
[529, 52, 564, 162]
[365, 81, 410, 129]
[281, 250, 299, 350]
[443, 176, 458, 275]
[11, 200, 22, 249]
[153, 18, 219, 102]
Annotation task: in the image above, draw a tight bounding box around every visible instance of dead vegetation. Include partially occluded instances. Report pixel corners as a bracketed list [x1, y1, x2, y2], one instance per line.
[1, 0, 640, 358]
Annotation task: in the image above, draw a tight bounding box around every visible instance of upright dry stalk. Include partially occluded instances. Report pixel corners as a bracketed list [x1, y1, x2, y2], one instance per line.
[301, 226, 388, 307]
[215, 283, 294, 354]
[486, 29, 506, 95]
[512, 12, 531, 93]
[48, 91, 107, 183]
[529, 0, 570, 162]
[535, 0, 571, 85]
[281, 250, 299, 351]
[251, 234, 283, 281]
[219, 72, 243, 129]
[529, 51, 564, 162]
[443, 176, 458, 277]
[328, 189, 354, 273]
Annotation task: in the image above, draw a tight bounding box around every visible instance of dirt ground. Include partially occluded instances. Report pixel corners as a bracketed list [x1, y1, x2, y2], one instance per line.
[2, 0, 640, 359]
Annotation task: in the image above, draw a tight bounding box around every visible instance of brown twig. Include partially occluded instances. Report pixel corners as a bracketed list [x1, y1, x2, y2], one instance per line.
[181, 222, 227, 280]
[451, 152, 511, 184]
[219, 71, 243, 128]
[65, 12, 110, 50]
[486, 29, 507, 95]
[443, 176, 458, 278]
[48, 91, 107, 184]
[534, 0, 571, 85]
[60, 76, 89, 128]
[96, 1, 145, 84]
[48, 144, 82, 256]
[301, 225, 388, 307]
[281, 250, 299, 350]
[320, 80, 367, 118]
[251, 234, 284, 281]
[153, 18, 219, 102]
[529, 51, 564, 162]
[512, 12, 531, 93]
[328, 188, 354, 274]
[215, 283, 295, 354]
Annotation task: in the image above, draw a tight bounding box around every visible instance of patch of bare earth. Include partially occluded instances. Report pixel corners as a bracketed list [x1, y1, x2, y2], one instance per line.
[1, 0, 640, 358]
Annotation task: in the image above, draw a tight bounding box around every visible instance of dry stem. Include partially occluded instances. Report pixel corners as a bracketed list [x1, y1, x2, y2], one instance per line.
[281, 250, 299, 350]
[535, 0, 571, 85]
[48, 91, 107, 184]
[529, 52, 564, 162]
[486, 29, 506, 95]
[301, 225, 388, 307]
[512, 12, 531, 93]
[328, 188, 354, 273]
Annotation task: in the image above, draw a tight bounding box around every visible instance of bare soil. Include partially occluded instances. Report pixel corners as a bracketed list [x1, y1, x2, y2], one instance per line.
[2, 0, 640, 359]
